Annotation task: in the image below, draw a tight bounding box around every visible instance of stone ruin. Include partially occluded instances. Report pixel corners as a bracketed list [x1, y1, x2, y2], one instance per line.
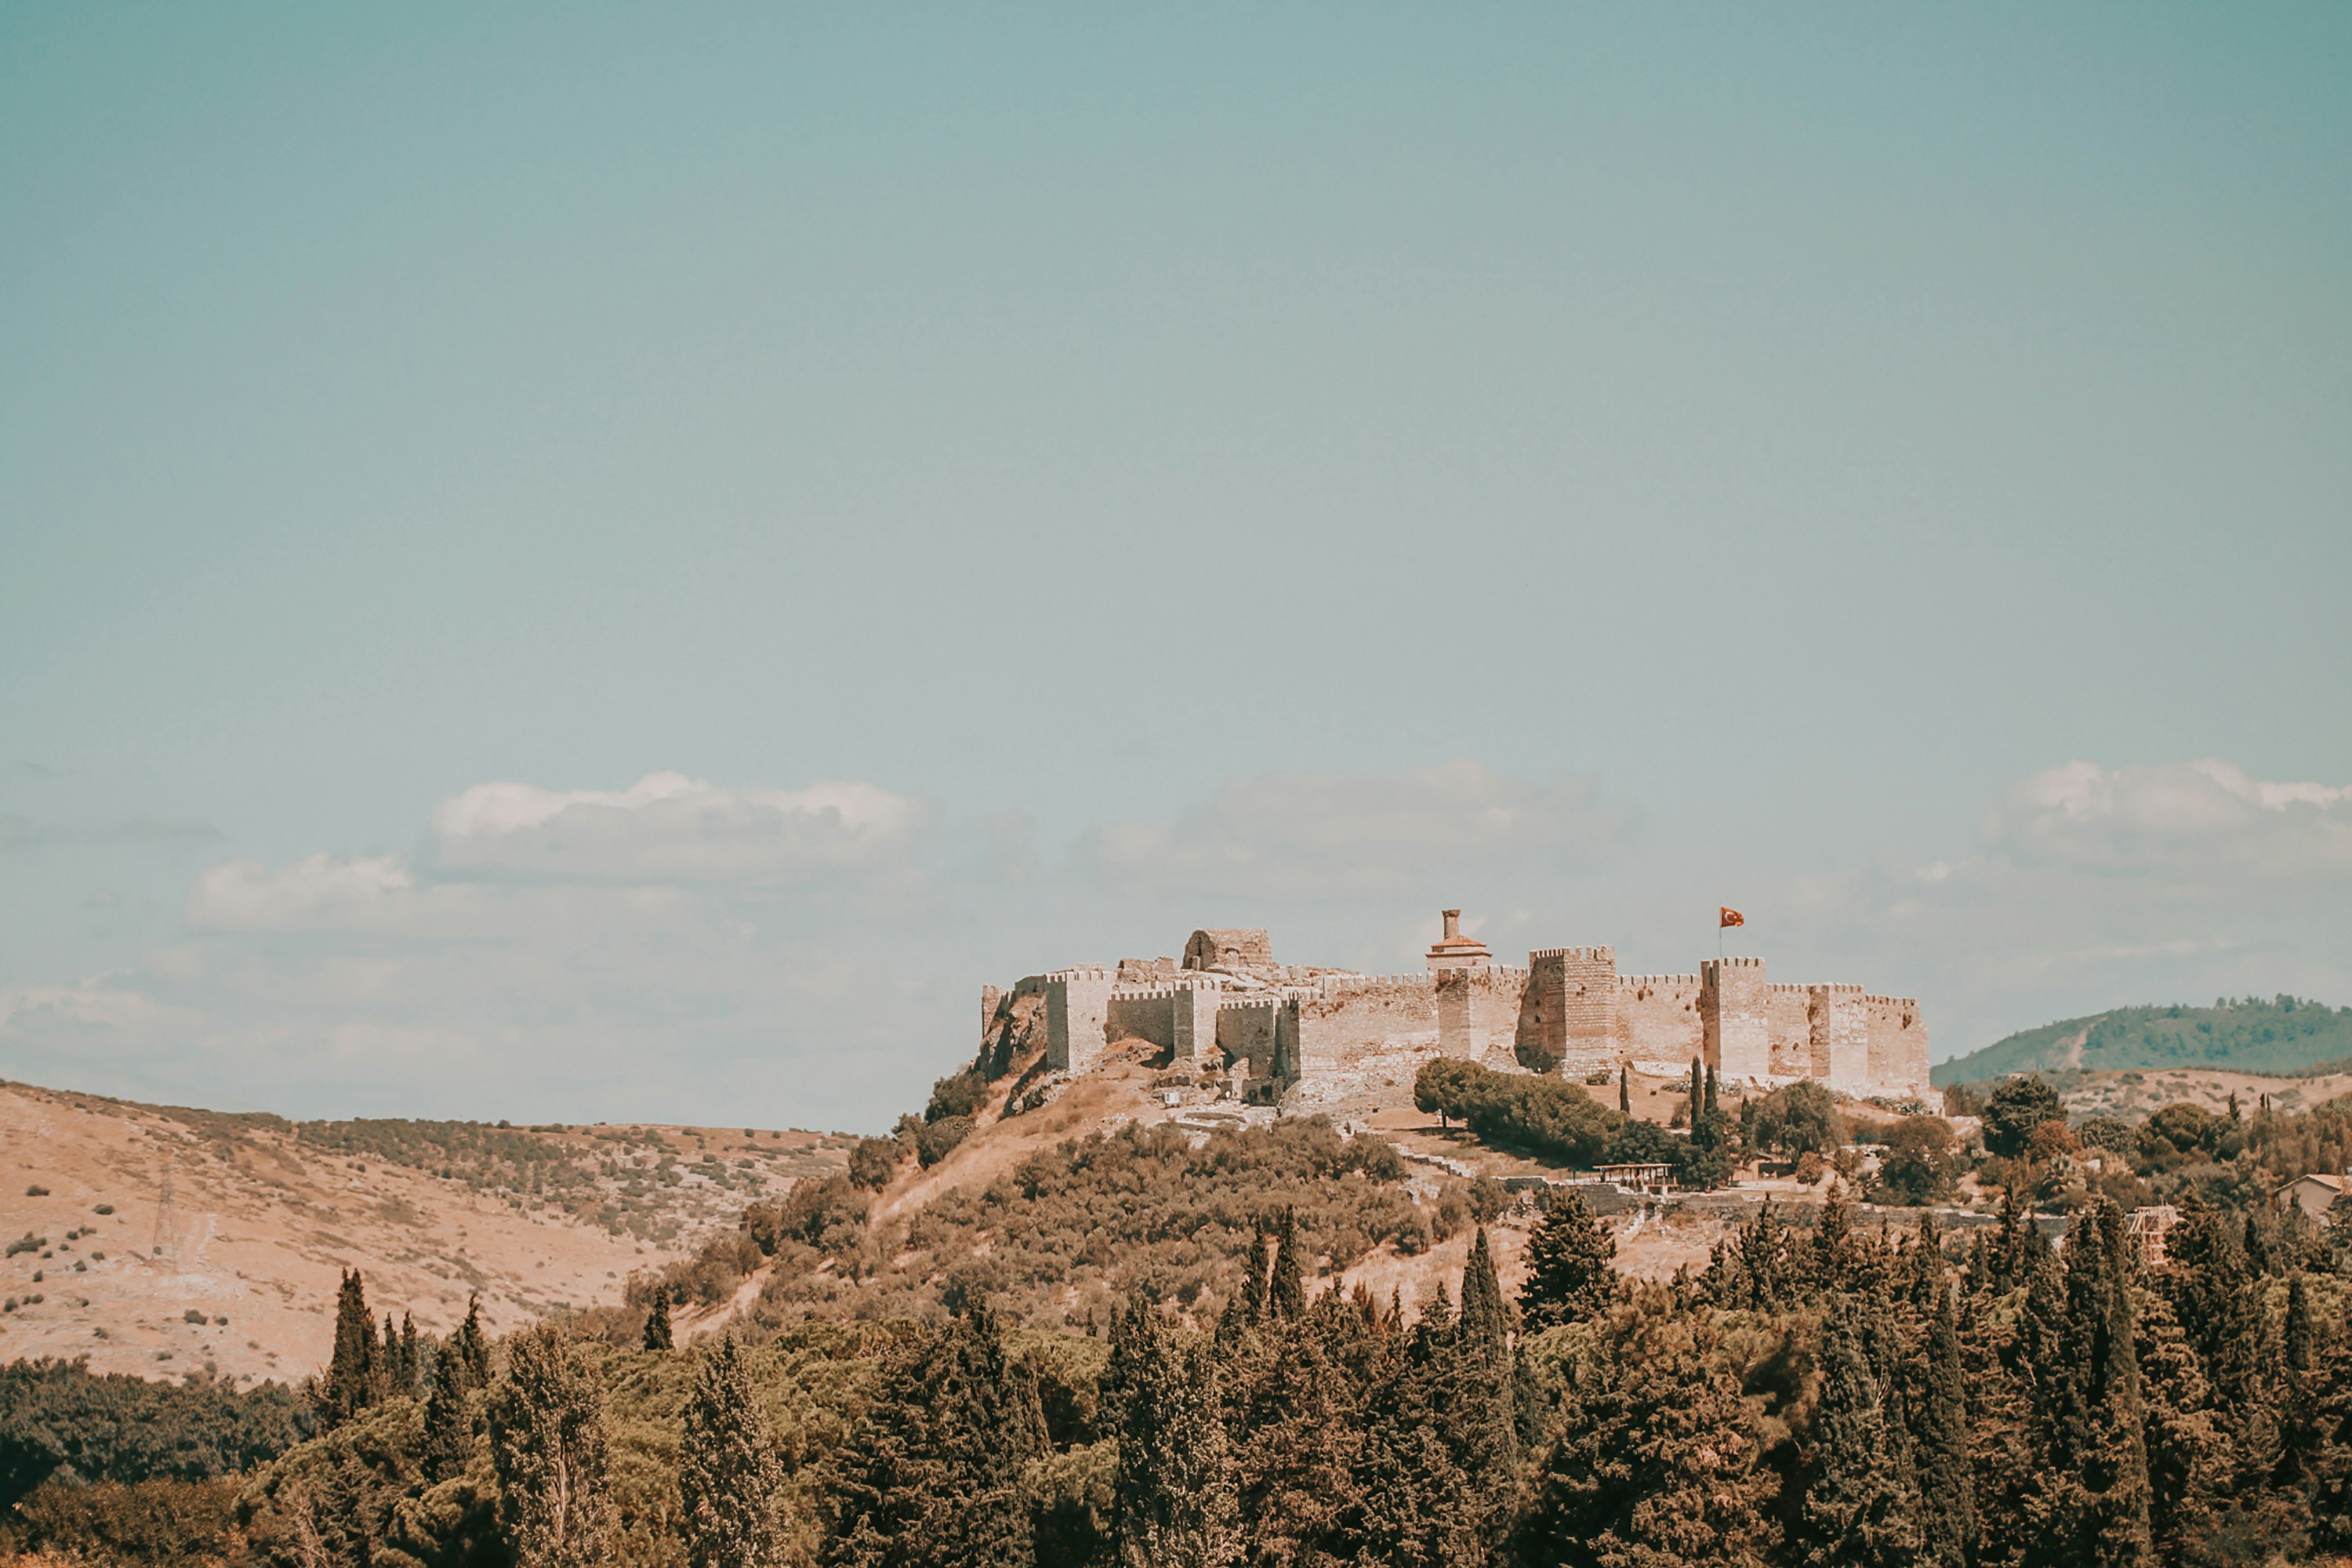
[981, 910, 1932, 1107]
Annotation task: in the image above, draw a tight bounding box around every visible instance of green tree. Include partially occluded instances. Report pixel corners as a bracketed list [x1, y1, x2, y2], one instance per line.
[1870, 1116, 1958, 1207]
[680, 1334, 788, 1568]
[1514, 1315, 1777, 1568]
[1751, 1080, 1849, 1157]
[1981, 1075, 2065, 1160]
[1268, 1207, 1306, 1323]
[1798, 1297, 1920, 1568]
[642, 1284, 675, 1352]
[1518, 1191, 1615, 1330]
[487, 1323, 615, 1568]
[318, 1269, 382, 1428]
[1107, 1301, 1237, 1568]
[825, 1305, 1046, 1568]
[1908, 1287, 1974, 1568]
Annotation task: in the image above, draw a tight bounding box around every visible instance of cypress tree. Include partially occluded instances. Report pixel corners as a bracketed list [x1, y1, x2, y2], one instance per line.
[451, 1292, 492, 1392]
[643, 1283, 675, 1352]
[488, 1322, 616, 1568]
[825, 1304, 1046, 1568]
[1704, 1062, 1719, 1117]
[2030, 1201, 2154, 1568]
[1799, 1296, 1921, 1568]
[680, 1334, 788, 1568]
[1909, 1286, 1975, 1568]
[1108, 1300, 1238, 1568]
[1228, 1294, 1366, 1565]
[383, 1312, 404, 1396]
[319, 1269, 382, 1427]
[399, 1312, 423, 1398]
[1519, 1191, 1615, 1330]
[1618, 1063, 1631, 1115]
[2134, 1290, 2227, 1564]
[1459, 1228, 1508, 1368]
[1268, 1207, 1306, 1322]
[1514, 1316, 1777, 1567]
[1242, 1225, 1272, 1323]
[421, 1334, 480, 1483]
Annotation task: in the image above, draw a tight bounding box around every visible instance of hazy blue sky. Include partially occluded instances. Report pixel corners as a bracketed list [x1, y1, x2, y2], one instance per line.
[4, 5, 2347, 1130]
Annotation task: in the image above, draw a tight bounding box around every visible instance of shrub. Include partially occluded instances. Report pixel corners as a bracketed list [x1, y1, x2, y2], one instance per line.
[2076, 1116, 2138, 1154]
[5, 1235, 43, 1258]
[848, 1138, 899, 1191]
[916, 1116, 976, 1168]
[925, 1070, 989, 1124]
[24, 1185, 48, 1198]
[182, 1308, 209, 1325]
[93, 1204, 114, 1215]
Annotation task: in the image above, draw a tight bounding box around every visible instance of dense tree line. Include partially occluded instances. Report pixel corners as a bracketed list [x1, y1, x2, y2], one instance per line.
[43, 1175, 2352, 1567]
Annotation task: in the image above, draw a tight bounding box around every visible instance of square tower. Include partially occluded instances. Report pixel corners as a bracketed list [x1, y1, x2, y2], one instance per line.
[1522, 946, 1619, 1075]
[1700, 956, 1770, 1080]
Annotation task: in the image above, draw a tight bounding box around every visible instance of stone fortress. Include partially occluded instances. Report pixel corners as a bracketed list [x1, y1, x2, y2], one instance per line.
[982, 911, 1932, 1108]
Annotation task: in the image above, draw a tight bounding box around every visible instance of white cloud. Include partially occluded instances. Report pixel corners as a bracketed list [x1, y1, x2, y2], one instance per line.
[187, 853, 417, 932]
[428, 771, 924, 885]
[1082, 760, 1633, 901]
[1984, 759, 2352, 878]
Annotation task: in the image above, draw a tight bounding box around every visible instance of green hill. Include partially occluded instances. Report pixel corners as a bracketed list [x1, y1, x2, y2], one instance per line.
[1933, 995, 2352, 1086]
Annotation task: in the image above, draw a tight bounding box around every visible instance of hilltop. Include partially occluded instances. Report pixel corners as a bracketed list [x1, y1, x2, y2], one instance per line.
[0, 1079, 849, 1386]
[1932, 994, 2352, 1086]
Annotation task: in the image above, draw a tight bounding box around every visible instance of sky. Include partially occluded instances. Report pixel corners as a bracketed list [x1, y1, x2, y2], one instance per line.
[2, 5, 2347, 1133]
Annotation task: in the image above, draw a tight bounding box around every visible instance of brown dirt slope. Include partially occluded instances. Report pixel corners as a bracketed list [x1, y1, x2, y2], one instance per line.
[0, 1079, 848, 1386]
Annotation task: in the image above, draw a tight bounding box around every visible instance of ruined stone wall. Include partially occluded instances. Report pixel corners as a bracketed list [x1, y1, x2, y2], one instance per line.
[1615, 974, 1703, 1066]
[1766, 985, 1813, 1077]
[1045, 967, 1113, 1074]
[1521, 947, 1618, 1074]
[1293, 975, 1439, 1075]
[1702, 958, 1772, 1080]
[1438, 966, 1529, 1062]
[1185, 929, 1274, 971]
[1864, 994, 1930, 1100]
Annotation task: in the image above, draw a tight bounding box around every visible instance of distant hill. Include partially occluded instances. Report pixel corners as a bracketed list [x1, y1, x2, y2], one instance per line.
[1933, 995, 2352, 1086]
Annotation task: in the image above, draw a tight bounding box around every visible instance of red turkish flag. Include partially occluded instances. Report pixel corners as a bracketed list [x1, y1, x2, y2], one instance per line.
[1719, 907, 1745, 928]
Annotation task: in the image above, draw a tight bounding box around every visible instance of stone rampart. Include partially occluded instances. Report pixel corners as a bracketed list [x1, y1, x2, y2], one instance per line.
[1614, 975, 1704, 1066]
[1293, 975, 1439, 1074]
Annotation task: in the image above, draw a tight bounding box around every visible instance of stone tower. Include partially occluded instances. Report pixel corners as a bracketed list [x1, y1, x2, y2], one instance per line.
[1700, 956, 1770, 1080]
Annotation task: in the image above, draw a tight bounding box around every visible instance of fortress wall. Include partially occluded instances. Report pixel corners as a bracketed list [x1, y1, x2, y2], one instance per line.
[1614, 974, 1703, 1066]
[1806, 985, 1869, 1094]
[1438, 965, 1530, 1062]
[1766, 984, 1814, 1076]
[1702, 958, 1772, 1080]
[1105, 988, 1178, 1051]
[1046, 967, 1113, 1074]
[1864, 995, 1930, 1101]
[1294, 975, 1439, 1075]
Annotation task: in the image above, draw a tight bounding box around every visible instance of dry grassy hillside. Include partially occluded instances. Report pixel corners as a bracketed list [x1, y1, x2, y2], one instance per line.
[2046, 1065, 2352, 1120]
[0, 1080, 849, 1386]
